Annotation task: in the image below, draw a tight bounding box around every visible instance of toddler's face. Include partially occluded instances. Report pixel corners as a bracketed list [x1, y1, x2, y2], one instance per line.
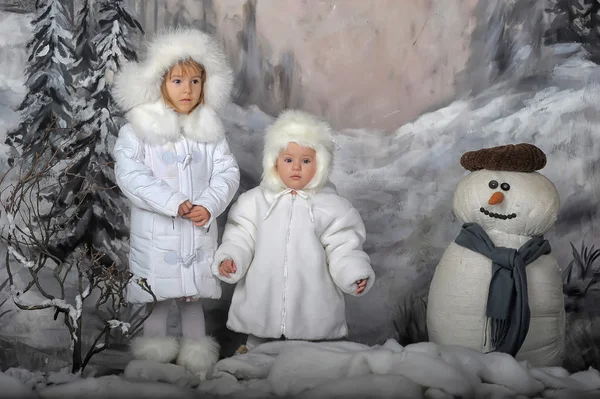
[276, 143, 317, 190]
[163, 64, 203, 114]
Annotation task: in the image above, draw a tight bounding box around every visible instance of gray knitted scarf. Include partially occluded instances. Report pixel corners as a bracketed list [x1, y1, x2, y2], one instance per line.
[454, 222, 551, 356]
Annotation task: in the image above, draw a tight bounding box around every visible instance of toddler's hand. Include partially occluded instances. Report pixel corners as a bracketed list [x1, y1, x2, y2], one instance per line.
[219, 259, 237, 278]
[178, 200, 193, 216]
[183, 205, 211, 227]
[355, 278, 368, 295]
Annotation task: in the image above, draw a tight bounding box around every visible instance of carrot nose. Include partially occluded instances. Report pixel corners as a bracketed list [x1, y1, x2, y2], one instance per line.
[488, 191, 504, 205]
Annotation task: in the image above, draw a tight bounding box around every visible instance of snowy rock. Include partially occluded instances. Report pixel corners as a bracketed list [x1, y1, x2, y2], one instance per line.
[197, 339, 600, 398]
[291, 374, 423, 399]
[37, 374, 201, 399]
[123, 359, 201, 388]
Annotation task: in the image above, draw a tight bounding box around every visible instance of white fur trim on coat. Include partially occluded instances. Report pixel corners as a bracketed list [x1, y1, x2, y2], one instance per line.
[130, 336, 180, 363]
[176, 336, 220, 378]
[125, 100, 225, 144]
[261, 110, 335, 192]
[113, 28, 232, 112]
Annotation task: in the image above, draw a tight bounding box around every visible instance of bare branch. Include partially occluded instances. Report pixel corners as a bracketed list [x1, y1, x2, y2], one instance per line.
[128, 278, 157, 338]
[81, 326, 110, 371]
[1, 125, 155, 373]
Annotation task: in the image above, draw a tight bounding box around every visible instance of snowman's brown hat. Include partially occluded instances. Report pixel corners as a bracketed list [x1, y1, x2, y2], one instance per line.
[460, 143, 547, 173]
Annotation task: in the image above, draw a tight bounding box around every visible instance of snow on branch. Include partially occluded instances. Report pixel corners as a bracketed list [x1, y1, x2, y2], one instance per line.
[107, 319, 130, 335]
[6, 246, 34, 269]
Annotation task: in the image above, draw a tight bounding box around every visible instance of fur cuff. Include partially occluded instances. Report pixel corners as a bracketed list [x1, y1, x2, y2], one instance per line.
[130, 336, 180, 363]
[176, 336, 220, 377]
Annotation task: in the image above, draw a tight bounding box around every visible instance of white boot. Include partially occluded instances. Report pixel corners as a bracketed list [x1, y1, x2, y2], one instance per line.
[130, 336, 180, 363]
[176, 336, 220, 378]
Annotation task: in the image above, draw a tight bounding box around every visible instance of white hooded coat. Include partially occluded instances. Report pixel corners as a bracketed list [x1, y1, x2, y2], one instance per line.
[211, 110, 375, 340]
[112, 29, 240, 303]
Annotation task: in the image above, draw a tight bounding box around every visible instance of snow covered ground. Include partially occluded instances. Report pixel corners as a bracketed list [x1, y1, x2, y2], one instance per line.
[3, 339, 600, 398]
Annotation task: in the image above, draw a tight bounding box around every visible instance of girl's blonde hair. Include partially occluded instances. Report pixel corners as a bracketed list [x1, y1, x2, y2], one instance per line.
[160, 58, 206, 114]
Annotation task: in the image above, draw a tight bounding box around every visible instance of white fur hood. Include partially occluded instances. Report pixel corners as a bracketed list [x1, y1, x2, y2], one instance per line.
[261, 110, 336, 192]
[112, 28, 233, 144]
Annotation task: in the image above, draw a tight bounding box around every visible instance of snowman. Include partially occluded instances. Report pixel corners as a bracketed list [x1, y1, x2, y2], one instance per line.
[426, 143, 565, 367]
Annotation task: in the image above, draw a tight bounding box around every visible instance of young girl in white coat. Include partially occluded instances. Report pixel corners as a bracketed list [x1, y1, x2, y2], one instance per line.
[112, 28, 240, 375]
[212, 110, 375, 353]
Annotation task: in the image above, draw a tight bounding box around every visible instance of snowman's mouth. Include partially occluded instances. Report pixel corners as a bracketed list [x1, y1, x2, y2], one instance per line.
[480, 207, 517, 220]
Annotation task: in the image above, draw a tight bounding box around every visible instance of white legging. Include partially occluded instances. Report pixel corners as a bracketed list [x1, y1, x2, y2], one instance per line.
[142, 299, 206, 341]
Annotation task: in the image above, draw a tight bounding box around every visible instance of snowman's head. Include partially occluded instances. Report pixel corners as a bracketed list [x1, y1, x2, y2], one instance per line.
[454, 144, 559, 236]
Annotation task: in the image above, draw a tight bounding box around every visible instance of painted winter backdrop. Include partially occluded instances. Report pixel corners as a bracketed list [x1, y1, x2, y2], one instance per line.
[0, 0, 600, 397]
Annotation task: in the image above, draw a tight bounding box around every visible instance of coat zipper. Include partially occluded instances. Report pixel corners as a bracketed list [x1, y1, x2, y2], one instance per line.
[280, 193, 295, 336]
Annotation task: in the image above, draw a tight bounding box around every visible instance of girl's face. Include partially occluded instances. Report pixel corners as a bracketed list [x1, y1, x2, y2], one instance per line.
[276, 143, 317, 190]
[162, 61, 204, 114]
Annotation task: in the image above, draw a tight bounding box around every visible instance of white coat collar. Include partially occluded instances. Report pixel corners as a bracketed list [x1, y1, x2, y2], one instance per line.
[262, 188, 315, 222]
[125, 100, 225, 145]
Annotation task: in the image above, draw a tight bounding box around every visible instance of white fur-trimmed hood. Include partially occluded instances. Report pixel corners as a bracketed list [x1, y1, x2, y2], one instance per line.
[261, 110, 335, 192]
[112, 28, 233, 143]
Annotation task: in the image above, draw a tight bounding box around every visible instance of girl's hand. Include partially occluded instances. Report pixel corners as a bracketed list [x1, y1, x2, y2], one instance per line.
[219, 259, 237, 277]
[356, 278, 368, 295]
[183, 205, 211, 226]
[178, 200, 193, 216]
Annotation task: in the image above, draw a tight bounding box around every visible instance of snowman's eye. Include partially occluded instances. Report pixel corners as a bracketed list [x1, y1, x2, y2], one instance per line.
[501, 182, 510, 191]
[488, 180, 499, 189]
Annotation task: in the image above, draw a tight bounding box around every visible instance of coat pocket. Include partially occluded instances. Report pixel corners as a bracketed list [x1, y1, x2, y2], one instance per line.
[152, 212, 180, 242]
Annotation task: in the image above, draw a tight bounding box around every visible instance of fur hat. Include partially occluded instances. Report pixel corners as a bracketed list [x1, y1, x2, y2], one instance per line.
[261, 110, 335, 192]
[112, 29, 233, 144]
[113, 28, 232, 112]
[460, 143, 547, 173]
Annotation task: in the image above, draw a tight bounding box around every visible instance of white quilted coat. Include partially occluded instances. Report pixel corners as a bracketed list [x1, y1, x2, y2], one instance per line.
[427, 169, 564, 367]
[212, 111, 376, 340]
[112, 29, 240, 303]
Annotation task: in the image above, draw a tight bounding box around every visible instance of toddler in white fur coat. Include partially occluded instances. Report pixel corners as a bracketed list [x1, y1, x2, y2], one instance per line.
[212, 110, 375, 353]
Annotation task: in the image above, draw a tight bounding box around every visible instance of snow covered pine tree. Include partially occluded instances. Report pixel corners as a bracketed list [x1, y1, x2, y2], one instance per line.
[5, 0, 75, 158]
[1, 0, 81, 287]
[55, 0, 144, 268]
